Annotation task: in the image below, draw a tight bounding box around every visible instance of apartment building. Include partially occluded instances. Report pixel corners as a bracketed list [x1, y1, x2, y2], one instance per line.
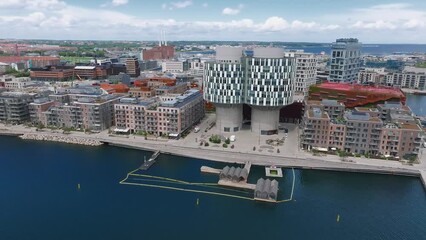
[125, 58, 141, 77]
[28, 87, 122, 131]
[289, 52, 317, 96]
[302, 99, 423, 158]
[0, 92, 35, 123]
[344, 111, 383, 155]
[29, 98, 56, 125]
[384, 72, 426, 90]
[301, 108, 330, 150]
[0, 76, 40, 89]
[114, 89, 204, 137]
[305, 99, 345, 119]
[329, 38, 362, 83]
[376, 101, 412, 122]
[379, 123, 422, 158]
[40, 94, 121, 131]
[358, 68, 386, 85]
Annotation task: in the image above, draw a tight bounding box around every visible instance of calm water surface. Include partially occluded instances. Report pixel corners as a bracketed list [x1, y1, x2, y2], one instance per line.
[406, 94, 426, 116]
[0, 136, 425, 240]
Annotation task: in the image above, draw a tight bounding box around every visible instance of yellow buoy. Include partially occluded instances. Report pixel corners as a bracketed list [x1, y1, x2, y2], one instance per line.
[337, 214, 340, 222]
[78, 183, 81, 190]
[196, 198, 199, 205]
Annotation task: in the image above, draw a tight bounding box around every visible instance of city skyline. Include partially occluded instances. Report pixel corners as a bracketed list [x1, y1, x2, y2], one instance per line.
[0, 0, 425, 43]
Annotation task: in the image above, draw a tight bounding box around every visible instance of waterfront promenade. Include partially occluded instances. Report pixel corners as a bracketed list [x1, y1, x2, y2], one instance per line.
[1, 123, 426, 185]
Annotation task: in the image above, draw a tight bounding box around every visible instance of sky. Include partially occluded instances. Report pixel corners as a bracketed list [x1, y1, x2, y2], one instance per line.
[0, 0, 425, 43]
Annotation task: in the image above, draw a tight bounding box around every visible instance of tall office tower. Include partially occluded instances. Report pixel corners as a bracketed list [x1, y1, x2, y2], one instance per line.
[290, 51, 317, 96]
[203, 46, 295, 135]
[204, 46, 245, 132]
[125, 58, 141, 77]
[329, 38, 361, 83]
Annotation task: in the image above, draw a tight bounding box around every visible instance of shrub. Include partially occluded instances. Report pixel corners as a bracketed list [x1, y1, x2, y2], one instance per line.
[225, 138, 231, 144]
[204, 142, 209, 147]
[223, 143, 228, 148]
[209, 134, 221, 144]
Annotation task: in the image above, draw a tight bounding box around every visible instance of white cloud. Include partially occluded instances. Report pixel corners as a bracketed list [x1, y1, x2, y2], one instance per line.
[351, 20, 396, 30]
[222, 8, 239, 15]
[202, 3, 208, 8]
[0, 2, 425, 43]
[0, 0, 66, 10]
[111, 0, 128, 6]
[101, 0, 128, 7]
[258, 16, 288, 31]
[162, 1, 192, 10]
[403, 19, 425, 29]
[222, 4, 244, 15]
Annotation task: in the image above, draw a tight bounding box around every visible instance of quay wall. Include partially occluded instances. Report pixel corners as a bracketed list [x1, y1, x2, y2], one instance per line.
[20, 133, 103, 146]
[0, 128, 424, 189]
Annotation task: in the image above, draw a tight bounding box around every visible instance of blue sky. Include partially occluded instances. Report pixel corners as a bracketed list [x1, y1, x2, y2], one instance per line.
[0, 0, 425, 43]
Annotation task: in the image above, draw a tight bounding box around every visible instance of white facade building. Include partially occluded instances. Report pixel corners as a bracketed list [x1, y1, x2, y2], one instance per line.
[0, 75, 37, 89]
[203, 46, 295, 135]
[161, 61, 188, 73]
[286, 52, 317, 95]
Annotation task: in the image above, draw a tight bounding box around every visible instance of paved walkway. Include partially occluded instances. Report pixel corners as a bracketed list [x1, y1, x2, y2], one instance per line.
[1, 122, 425, 186]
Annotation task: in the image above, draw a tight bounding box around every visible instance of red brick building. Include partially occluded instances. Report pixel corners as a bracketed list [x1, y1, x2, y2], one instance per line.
[142, 46, 174, 60]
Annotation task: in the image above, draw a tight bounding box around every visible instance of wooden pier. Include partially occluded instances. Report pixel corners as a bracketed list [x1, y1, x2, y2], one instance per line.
[200, 166, 221, 174]
[218, 180, 256, 190]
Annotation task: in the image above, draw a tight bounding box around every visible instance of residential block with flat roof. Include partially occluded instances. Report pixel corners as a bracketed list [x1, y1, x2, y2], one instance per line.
[114, 89, 204, 138]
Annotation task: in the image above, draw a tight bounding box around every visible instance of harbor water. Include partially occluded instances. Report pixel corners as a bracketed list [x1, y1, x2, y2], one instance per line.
[406, 94, 426, 117]
[1, 136, 425, 239]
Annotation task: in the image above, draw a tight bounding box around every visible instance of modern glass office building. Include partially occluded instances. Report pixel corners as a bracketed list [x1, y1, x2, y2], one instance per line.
[203, 46, 295, 135]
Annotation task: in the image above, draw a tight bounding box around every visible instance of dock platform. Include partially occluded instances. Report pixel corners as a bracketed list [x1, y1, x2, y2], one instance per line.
[139, 150, 160, 170]
[265, 166, 283, 178]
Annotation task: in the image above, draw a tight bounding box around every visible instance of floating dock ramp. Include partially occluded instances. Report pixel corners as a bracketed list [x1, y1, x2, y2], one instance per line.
[139, 150, 160, 170]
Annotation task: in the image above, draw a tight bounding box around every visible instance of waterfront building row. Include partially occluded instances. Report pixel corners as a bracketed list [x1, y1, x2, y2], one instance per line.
[0, 82, 204, 135]
[29, 88, 122, 131]
[301, 99, 423, 158]
[114, 89, 204, 137]
[358, 67, 426, 90]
